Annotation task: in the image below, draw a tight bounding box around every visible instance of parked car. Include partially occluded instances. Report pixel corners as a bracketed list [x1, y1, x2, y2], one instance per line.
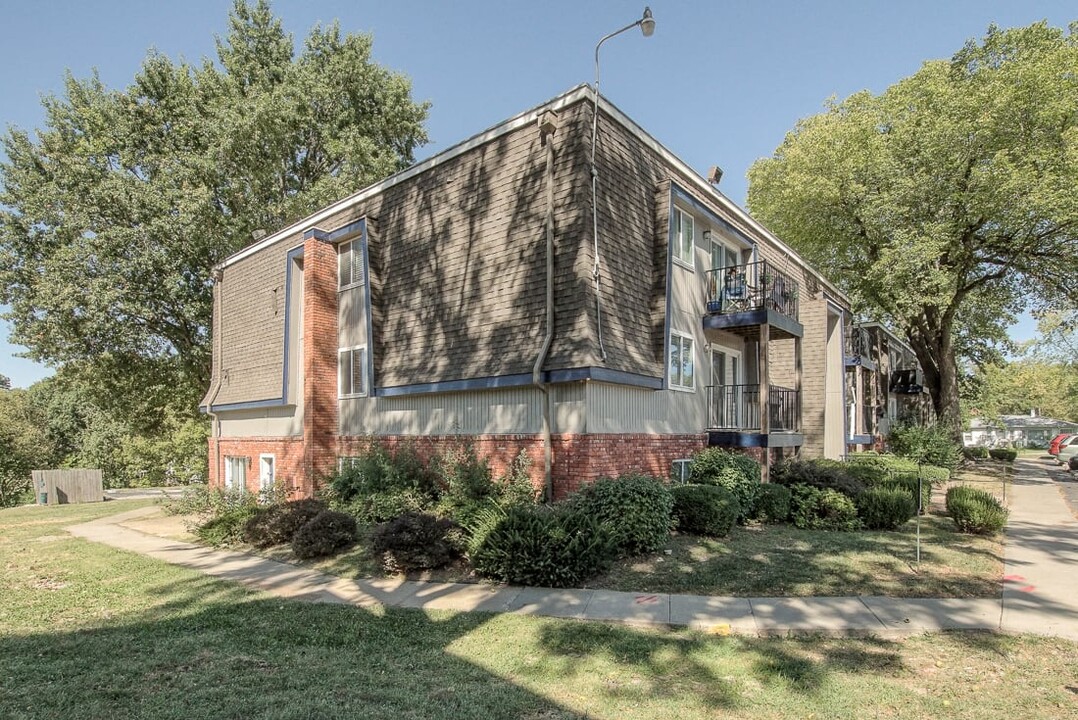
[1058, 440, 1078, 467]
[1049, 433, 1074, 455]
[1068, 454, 1078, 472]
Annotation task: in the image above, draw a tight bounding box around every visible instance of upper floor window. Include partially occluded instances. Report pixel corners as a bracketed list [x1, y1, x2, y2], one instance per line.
[668, 331, 695, 391]
[674, 208, 695, 269]
[338, 240, 365, 289]
[339, 345, 368, 398]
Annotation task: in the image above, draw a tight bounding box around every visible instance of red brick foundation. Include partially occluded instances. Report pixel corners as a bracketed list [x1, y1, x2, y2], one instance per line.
[207, 437, 306, 496]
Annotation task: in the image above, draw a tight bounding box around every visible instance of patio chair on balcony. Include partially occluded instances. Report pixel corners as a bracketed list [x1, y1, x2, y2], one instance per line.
[720, 269, 749, 312]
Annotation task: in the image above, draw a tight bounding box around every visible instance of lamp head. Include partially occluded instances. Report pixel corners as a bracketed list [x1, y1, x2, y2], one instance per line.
[640, 7, 655, 37]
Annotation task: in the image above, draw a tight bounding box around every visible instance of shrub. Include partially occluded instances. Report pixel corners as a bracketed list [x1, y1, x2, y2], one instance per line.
[962, 446, 990, 460]
[194, 502, 260, 546]
[370, 512, 462, 572]
[469, 504, 615, 587]
[753, 483, 792, 523]
[988, 448, 1018, 462]
[883, 473, 933, 513]
[242, 499, 327, 549]
[772, 459, 865, 499]
[569, 474, 674, 555]
[855, 486, 915, 530]
[946, 486, 1009, 534]
[180, 487, 259, 546]
[435, 445, 538, 527]
[847, 452, 950, 483]
[291, 509, 358, 559]
[327, 440, 439, 522]
[670, 484, 739, 537]
[689, 448, 761, 521]
[887, 422, 961, 470]
[789, 484, 861, 531]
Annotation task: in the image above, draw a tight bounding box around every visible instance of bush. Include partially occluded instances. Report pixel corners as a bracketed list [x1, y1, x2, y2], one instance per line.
[946, 486, 1009, 534]
[194, 502, 260, 546]
[789, 484, 861, 531]
[435, 445, 537, 527]
[855, 486, 915, 530]
[242, 499, 327, 549]
[962, 446, 990, 460]
[772, 459, 865, 499]
[469, 504, 615, 587]
[327, 440, 439, 522]
[689, 448, 761, 521]
[989, 448, 1018, 462]
[753, 483, 792, 523]
[569, 474, 674, 555]
[370, 512, 462, 572]
[670, 484, 739, 537]
[847, 452, 950, 483]
[887, 422, 961, 470]
[883, 473, 933, 513]
[291, 509, 358, 559]
[178, 487, 259, 546]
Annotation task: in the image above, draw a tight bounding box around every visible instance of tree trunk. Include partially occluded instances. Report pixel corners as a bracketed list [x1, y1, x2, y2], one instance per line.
[905, 312, 963, 443]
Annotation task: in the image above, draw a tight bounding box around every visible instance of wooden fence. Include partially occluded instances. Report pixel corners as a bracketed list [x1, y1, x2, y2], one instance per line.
[32, 469, 104, 505]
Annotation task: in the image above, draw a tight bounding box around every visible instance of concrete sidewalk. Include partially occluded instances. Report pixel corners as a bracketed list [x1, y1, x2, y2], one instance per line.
[999, 458, 1078, 640]
[67, 459, 1078, 641]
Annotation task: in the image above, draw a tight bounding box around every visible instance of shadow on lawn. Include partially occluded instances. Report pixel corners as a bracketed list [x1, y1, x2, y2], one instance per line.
[0, 574, 585, 720]
[535, 621, 906, 701]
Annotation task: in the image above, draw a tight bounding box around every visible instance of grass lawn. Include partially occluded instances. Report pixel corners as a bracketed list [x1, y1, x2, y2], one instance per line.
[2, 501, 1077, 719]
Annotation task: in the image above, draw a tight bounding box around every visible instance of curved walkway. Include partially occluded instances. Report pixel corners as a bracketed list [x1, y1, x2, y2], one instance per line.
[68, 458, 1078, 641]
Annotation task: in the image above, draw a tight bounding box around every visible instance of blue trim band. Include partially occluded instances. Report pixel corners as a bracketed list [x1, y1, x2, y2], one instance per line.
[373, 367, 662, 398]
[305, 219, 366, 243]
[707, 431, 804, 449]
[205, 398, 294, 413]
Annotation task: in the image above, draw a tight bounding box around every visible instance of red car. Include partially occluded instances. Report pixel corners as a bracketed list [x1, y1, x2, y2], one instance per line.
[1049, 433, 1075, 455]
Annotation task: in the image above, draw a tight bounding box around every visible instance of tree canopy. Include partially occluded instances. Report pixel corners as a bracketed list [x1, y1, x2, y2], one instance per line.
[747, 22, 1078, 433]
[0, 0, 428, 397]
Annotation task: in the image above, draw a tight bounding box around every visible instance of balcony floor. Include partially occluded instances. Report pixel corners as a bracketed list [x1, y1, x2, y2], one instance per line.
[702, 308, 803, 340]
[707, 431, 804, 448]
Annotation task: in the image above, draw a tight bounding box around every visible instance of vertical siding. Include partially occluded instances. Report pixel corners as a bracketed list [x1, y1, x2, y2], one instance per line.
[586, 382, 705, 435]
[339, 383, 586, 436]
[218, 407, 303, 437]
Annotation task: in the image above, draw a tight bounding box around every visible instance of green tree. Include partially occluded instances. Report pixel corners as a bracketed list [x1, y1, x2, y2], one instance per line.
[0, 373, 9, 390]
[963, 360, 1078, 423]
[747, 22, 1078, 437]
[0, 0, 428, 400]
[0, 388, 56, 506]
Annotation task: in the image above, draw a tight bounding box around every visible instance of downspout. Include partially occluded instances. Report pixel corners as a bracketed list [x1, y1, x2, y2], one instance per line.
[534, 111, 559, 501]
[205, 268, 224, 487]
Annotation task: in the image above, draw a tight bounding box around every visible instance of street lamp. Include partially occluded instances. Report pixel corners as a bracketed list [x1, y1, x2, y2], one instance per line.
[589, 7, 655, 361]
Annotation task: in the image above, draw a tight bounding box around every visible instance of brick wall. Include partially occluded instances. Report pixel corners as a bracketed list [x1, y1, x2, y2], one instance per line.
[208, 437, 305, 495]
[338, 432, 709, 500]
[302, 235, 339, 497]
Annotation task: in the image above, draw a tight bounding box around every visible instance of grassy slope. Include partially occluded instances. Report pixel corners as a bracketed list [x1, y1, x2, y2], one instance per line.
[2, 502, 1076, 719]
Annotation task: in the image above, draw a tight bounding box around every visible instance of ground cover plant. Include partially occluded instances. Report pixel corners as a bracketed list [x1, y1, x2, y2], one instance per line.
[2, 501, 1075, 720]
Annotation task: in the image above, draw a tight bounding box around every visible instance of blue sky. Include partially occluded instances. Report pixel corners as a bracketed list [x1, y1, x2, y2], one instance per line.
[1, 0, 1073, 387]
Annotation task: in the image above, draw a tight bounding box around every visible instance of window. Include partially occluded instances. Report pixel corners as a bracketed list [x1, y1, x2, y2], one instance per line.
[337, 456, 361, 471]
[668, 332, 695, 391]
[259, 454, 275, 496]
[338, 345, 367, 397]
[671, 459, 692, 484]
[338, 240, 365, 289]
[224, 456, 247, 492]
[674, 208, 695, 268]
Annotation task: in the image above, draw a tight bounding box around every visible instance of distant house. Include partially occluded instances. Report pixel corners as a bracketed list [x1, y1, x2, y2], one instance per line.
[844, 322, 934, 450]
[200, 85, 854, 498]
[964, 413, 1078, 448]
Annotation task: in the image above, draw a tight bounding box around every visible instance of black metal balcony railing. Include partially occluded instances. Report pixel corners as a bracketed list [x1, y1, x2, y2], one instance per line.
[707, 384, 801, 432]
[705, 260, 800, 321]
[845, 325, 872, 360]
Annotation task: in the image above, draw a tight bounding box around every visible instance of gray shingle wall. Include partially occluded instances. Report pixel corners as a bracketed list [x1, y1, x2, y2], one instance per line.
[214, 238, 299, 405]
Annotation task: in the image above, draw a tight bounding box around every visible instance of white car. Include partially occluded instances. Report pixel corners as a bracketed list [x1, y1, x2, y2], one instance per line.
[1058, 441, 1078, 467]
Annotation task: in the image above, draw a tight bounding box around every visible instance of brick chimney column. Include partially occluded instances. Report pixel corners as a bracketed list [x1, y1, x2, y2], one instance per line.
[302, 235, 339, 495]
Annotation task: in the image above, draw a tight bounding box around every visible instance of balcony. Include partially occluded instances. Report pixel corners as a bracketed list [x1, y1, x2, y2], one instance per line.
[706, 384, 803, 448]
[703, 260, 802, 339]
[844, 325, 876, 368]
